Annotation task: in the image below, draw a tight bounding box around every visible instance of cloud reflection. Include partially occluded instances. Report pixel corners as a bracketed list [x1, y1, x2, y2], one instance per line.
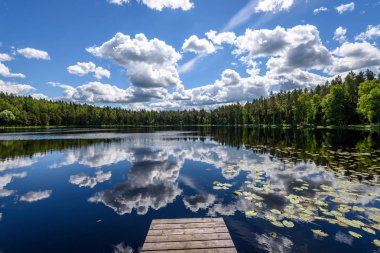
[20, 190, 52, 202]
[89, 149, 182, 215]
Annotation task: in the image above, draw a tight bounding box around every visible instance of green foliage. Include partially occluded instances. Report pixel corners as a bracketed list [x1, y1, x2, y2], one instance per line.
[321, 85, 351, 125]
[0, 70, 379, 127]
[357, 80, 380, 123]
[0, 110, 16, 125]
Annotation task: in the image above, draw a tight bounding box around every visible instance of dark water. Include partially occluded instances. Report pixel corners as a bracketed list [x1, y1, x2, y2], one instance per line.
[0, 127, 379, 253]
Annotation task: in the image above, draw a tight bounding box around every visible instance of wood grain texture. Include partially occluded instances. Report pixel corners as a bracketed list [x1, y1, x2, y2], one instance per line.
[142, 218, 237, 253]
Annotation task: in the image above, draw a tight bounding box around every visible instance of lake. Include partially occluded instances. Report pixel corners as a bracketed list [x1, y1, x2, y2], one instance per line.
[0, 127, 379, 253]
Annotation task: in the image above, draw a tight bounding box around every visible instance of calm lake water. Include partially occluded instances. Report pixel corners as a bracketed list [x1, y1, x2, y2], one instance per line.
[0, 127, 379, 253]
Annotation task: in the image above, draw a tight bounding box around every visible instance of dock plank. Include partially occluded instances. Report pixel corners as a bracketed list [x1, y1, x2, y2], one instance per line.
[145, 233, 232, 243]
[151, 218, 223, 224]
[142, 239, 235, 251]
[150, 222, 225, 230]
[147, 227, 229, 236]
[142, 218, 237, 252]
[142, 249, 237, 253]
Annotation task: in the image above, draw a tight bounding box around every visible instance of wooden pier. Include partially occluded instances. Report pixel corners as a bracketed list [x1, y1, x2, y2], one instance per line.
[141, 218, 237, 253]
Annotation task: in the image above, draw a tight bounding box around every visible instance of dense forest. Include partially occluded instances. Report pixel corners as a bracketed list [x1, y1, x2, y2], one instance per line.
[0, 70, 379, 127]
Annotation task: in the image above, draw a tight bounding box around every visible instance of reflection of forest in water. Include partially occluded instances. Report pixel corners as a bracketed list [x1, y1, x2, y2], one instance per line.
[1, 128, 380, 182]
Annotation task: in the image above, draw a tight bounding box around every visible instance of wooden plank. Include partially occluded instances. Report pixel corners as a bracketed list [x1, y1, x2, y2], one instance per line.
[150, 222, 225, 230]
[145, 233, 232, 243]
[142, 248, 237, 253]
[147, 227, 229, 236]
[152, 218, 223, 224]
[142, 240, 235, 251]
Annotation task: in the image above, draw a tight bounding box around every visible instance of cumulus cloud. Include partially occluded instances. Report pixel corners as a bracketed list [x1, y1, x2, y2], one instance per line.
[0, 53, 12, 62]
[333, 26, 347, 43]
[107, 0, 129, 5]
[0, 80, 35, 95]
[107, 0, 193, 11]
[327, 42, 380, 74]
[69, 171, 112, 188]
[235, 25, 333, 72]
[51, 81, 134, 103]
[336, 2, 355, 14]
[20, 190, 52, 202]
[182, 35, 216, 54]
[255, 0, 294, 13]
[87, 33, 182, 89]
[355, 25, 380, 41]
[313, 6, 328, 15]
[140, 0, 193, 11]
[205, 30, 236, 45]
[0, 63, 25, 78]
[31, 93, 48, 100]
[67, 61, 111, 79]
[174, 69, 269, 106]
[17, 47, 50, 60]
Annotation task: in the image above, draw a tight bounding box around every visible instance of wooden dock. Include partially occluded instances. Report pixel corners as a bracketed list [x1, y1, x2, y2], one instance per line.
[141, 218, 237, 253]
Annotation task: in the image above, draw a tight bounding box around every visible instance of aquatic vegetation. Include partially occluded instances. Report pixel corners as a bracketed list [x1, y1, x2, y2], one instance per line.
[311, 229, 328, 237]
[348, 231, 362, 238]
[213, 182, 232, 190]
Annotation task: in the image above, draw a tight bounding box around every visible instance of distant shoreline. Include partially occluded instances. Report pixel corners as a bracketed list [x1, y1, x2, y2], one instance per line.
[1, 124, 379, 131]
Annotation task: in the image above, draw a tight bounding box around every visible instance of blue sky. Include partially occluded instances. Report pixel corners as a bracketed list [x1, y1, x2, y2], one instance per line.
[0, 0, 380, 110]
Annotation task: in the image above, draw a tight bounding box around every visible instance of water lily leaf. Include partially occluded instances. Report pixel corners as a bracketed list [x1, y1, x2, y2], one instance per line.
[233, 191, 242, 196]
[348, 231, 362, 238]
[282, 220, 294, 228]
[362, 227, 376, 235]
[245, 210, 257, 217]
[311, 229, 328, 237]
[271, 209, 282, 215]
[271, 221, 284, 227]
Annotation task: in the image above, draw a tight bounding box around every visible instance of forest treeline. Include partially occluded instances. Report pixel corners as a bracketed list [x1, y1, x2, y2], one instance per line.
[0, 70, 379, 127]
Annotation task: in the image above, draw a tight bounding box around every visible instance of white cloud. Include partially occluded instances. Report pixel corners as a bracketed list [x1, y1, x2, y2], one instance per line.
[52, 81, 134, 103]
[313, 6, 328, 15]
[87, 33, 182, 89]
[67, 61, 111, 79]
[205, 30, 236, 45]
[140, 0, 193, 11]
[235, 25, 332, 71]
[107, 0, 193, 11]
[0, 53, 12, 62]
[0, 63, 25, 78]
[336, 2, 355, 14]
[69, 171, 112, 188]
[355, 25, 380, 41]
[327, 42, 380, 74]
[182, 35, 216, 54]
[174, 69, 269, 106]
[0, 79, 35, 95]
[333, 26, 347, 43]
[17, 47, 50, 60]
[20, 190, 52, 202]
[107, 0, 129, 5]
[255, 0, 294, 13]
[31, 93, 48, 100]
